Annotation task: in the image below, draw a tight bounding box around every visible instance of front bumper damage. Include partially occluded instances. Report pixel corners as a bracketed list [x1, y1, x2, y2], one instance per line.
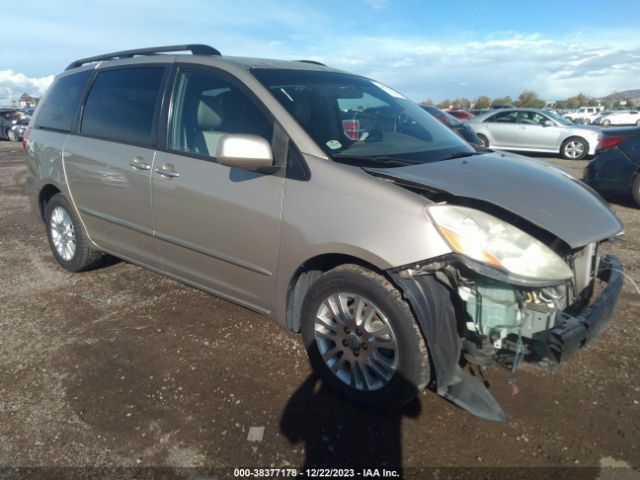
[391, 254, 623, 422]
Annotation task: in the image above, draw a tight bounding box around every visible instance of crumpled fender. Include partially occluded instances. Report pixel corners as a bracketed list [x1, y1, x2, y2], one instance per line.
[390, 271, 507, 422]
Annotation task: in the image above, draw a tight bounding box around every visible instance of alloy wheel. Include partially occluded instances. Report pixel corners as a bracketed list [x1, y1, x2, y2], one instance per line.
[564, 140, 585, 159]
[50, 206, 76, 261]
[314, 292, 398, 391]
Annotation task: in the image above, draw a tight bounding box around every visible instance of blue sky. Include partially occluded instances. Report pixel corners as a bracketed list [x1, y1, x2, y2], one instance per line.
[1, 0, 639, 105]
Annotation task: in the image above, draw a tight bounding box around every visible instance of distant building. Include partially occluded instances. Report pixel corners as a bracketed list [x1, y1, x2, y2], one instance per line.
[19, 93, 39, 108]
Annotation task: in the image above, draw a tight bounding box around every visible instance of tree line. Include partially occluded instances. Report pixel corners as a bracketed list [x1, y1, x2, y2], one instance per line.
[422, 91, 637, 110]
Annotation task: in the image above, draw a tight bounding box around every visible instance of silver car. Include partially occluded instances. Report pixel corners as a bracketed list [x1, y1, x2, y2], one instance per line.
[468, 108, 601, 159]
[25, 45, 624, 421]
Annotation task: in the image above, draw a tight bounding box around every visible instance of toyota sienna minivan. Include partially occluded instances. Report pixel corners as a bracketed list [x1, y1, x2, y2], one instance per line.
[24, 45, 624, 421]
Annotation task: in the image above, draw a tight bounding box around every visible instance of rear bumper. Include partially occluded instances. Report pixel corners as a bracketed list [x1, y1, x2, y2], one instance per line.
[532, 254, 623, 362]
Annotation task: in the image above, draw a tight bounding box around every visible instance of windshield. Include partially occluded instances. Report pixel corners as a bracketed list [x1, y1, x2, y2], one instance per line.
[252, 69, 473, 165]
[543, 110, 573, 126]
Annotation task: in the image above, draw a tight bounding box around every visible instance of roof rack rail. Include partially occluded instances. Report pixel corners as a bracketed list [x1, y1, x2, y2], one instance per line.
[65, 44, 221, 70]
[298, 59, 327, 66]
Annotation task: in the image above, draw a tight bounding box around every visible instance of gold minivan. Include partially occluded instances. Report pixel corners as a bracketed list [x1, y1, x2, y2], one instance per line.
[25, 45, 624, 421]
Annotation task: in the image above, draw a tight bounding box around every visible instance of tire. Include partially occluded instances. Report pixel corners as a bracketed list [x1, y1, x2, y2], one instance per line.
[477, 134, 489, 148]
[300, 264, 430, 409]
[633, 175, 640, 208]
[561, 137, 588, 160]
[636, 119, 640, 127]
[7, 129, 17, 142]
[44, 193, 103, 272]
[602, 119, 611, 127]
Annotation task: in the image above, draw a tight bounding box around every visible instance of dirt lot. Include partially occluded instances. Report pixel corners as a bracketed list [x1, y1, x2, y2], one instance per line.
[0, 140, 639, 479]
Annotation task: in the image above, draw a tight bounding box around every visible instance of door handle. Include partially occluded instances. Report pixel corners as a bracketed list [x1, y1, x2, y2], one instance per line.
[130, 156, 151, 170]
[155, 164, 180, 178]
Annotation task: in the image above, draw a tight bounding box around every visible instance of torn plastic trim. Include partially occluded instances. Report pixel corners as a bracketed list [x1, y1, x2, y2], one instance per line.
[531, 254, 623, 363]
[395, 253, 569, 288]
[389, 268, 508, 422]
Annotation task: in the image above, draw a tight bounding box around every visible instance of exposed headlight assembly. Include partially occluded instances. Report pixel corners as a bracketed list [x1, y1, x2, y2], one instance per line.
[428, 205, 572, 285]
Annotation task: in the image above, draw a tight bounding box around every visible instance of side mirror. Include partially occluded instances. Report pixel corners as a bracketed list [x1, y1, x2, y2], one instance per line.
[216, 134, 277, 172]
[543, 120, 554, 127]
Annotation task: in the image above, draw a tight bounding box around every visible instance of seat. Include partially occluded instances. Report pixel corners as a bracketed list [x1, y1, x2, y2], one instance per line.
[192, 95, 225, 157]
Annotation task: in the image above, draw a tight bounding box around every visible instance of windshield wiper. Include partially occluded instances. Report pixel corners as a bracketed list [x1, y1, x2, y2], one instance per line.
[437, 151, 483, 161]
[333, 154, 416, 168]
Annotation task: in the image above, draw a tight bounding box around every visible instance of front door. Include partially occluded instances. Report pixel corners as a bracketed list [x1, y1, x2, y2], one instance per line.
[515, 111, 561, 151]
[151, 67, 285, 312]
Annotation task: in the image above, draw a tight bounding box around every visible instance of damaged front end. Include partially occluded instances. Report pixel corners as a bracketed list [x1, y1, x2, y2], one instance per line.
[391, 247, 623, 422]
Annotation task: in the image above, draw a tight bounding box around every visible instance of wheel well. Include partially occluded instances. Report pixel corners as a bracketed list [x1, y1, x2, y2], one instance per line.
[38, 184, 61, 221]
[285, 254, 389, 332]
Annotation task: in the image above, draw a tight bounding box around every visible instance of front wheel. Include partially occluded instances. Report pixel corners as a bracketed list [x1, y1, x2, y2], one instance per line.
[301, 265, 430, 409]
[7, 129, 18, 142]
[44, 194, 103, 272]
[636, 119, 640, 127]
[561, 137, 588, 160]
[602, 119, 611, 127]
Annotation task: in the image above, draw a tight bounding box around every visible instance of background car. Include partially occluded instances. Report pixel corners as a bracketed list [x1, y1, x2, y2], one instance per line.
[0, 109, 27, 140]
[584, 127, 640, 207]
[563, 106, 604, 124]
[445, 109, 475, 121]
[7, 119, 30, 142]
[419, 105, 481, 145]
[467, 108, 601, 159]
[593, 110, 640, 127]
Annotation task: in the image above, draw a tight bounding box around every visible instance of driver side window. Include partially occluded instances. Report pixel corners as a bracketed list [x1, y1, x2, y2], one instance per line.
[169, 69, 273, 159]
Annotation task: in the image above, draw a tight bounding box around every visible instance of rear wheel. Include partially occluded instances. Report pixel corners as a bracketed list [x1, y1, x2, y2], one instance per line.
[44, 194, 103, 272]
[7, 129, 17, 142]
[561, 137, 588, 160]
[300, 265, 430, 409]
[636, 119, 640, 127]
[632, 175, 640, 208]
[602, 119, 611, 127]
[477, 134, 489, 148]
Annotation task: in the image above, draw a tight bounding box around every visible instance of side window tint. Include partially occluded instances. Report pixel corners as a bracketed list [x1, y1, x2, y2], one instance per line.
[35, 70, 92, 132]
[490, 111, 518, 123]
[81, 67, 164, 147]
[169, 69, 273, 159]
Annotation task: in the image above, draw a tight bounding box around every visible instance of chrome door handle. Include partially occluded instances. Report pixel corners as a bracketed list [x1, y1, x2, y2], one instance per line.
[130, 156, 151, 170]
[154, 164, 180, 178]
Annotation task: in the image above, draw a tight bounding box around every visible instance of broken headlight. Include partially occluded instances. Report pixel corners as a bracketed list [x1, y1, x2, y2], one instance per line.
[428, 205, 572, 284]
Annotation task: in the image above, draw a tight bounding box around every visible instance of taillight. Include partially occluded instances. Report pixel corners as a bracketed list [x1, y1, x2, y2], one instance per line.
[342, 119, 360, 140]
[22, 127, 31, 150]
[597, 135, 628, 151]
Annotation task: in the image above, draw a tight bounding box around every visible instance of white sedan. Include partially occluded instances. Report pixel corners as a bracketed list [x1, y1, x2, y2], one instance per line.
[593, 110, 640, 127]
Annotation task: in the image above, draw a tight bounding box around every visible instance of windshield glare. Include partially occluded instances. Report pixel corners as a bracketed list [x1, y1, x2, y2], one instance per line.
[252, 69, 473, 164]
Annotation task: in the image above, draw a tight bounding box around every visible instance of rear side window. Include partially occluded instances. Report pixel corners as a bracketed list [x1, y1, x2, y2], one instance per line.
[81, 67, 164, 147]
[34, 70, 91, 132]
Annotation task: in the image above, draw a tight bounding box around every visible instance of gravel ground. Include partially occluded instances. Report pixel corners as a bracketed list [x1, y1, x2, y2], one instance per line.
[0, 140, 639, 479]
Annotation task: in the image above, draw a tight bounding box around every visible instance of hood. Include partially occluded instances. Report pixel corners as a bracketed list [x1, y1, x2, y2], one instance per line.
[366, 152, 623, 249]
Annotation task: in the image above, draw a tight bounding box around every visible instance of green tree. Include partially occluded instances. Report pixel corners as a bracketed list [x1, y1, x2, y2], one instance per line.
[492, 96, 513, 107]
[437, 99, 451, 109]
[515, 90, 546, 108]
[566, 93, 589, 109]
[452, 97, 471, 109]
[420, 97, 434, 106]
[475, 96, 492, 109]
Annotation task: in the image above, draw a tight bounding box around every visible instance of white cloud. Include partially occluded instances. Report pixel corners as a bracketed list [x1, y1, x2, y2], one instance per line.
[0, 70, 54, 107]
